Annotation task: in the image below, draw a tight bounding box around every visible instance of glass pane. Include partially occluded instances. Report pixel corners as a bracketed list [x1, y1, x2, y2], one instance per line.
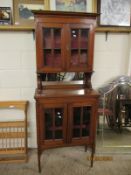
[54, 49, 61, 67]
[82, 106, 91, 137]
[44, 107, 64, 140]
[43, 28, 51, 48]
[72, 106, 91, 138]
[45, 130, 53, 139]
[43, 28, 62, 68]
[83, 106, 91, 125]
[44, 50, 52, 66]
[55, 130, 63, 139]
[82, 128, 89, 137]
[54, 28, 61, 48]
[71, 50, 79, 66]
[45, 109, 53, 140]
[73, 129, 80, 138]
[73, 107, 81, 138]
[55, 108, 63, 127]
[80, 50, 87, 64]
[71, 29, 79, 49]
[73, 107, 81, 125]
[80, 29, 89, 49]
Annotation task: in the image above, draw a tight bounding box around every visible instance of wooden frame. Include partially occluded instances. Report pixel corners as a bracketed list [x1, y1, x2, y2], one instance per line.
[0, 7, 12, 25]
[13, 0, 50, 27]
[50, 0, 97, 13]
[0, 101, 28, 163]
[98, 0, 131, 27]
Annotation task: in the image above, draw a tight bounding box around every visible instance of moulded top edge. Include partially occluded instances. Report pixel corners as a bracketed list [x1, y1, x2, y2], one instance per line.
[32, 10, 99, 18]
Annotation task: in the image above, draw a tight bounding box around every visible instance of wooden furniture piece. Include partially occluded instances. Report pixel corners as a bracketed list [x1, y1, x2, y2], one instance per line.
[0, 101, 28, 163]
[33, 11, 99, 172]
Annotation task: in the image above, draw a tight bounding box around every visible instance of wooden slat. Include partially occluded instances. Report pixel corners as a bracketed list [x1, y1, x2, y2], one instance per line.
[0, 159, 27, 163]
[0, 148, 25, 155]
[0, 25, 33, 31]
[95, 27, 131, 33]
[0, 155, 27, 163]
[0, 121, 25, 128]
[0, 101, 28, 111]
[0, 132, 25, 138]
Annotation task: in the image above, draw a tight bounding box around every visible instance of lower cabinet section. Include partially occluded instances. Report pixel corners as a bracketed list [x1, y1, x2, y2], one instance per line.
[35, 95, 99, 172]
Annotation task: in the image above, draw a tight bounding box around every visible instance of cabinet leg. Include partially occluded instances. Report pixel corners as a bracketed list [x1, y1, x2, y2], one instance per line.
[90, 144, 95, 167]
[37, 149, 41, 173]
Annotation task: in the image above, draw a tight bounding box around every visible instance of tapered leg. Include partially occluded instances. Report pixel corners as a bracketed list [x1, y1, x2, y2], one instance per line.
[37, 149, 41, 173]
[90, 144, 95, 167]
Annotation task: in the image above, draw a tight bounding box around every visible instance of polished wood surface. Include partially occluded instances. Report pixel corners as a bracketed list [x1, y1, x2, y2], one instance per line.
[35, 88, 99, 98]
[33, 10, 98, 17]
[34, 11, 99, 172]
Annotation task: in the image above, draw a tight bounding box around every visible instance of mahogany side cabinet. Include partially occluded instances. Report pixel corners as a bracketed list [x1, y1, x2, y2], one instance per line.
[33, 10, 99, 172]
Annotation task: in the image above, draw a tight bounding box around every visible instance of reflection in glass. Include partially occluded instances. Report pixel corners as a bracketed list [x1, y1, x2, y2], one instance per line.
[55, 108, 63, 127]
[71, 29, 79, 48]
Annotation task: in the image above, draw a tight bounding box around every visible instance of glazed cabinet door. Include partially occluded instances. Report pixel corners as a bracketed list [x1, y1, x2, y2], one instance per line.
[68, 102, 94, 145]
[36, 23, 65, 72]
[66, 23, 95, 72]
[39, 103, 67, 148]
[36, 21, 95, 73]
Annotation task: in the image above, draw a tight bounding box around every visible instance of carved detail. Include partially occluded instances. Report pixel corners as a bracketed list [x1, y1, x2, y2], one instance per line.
[84, 72, 93, 89]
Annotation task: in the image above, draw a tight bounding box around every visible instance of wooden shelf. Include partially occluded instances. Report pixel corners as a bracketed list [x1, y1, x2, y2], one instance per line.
[0, 25, 34, 31]
[0, 101, 28, 163]
[96, 27, 131, 33]
[0, 25, 131, 33]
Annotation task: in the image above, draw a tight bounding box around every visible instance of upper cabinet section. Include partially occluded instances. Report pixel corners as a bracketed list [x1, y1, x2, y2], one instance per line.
[34, 11, 97, 73]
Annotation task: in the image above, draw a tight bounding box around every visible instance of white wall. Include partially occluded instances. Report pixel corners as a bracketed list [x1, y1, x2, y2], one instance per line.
[0, 31, 130, 148]
[0, 0, 12, 7]
[0, 31, 37, 147]
[128, 33, 131, 76]
[92, 33, 130, 88]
